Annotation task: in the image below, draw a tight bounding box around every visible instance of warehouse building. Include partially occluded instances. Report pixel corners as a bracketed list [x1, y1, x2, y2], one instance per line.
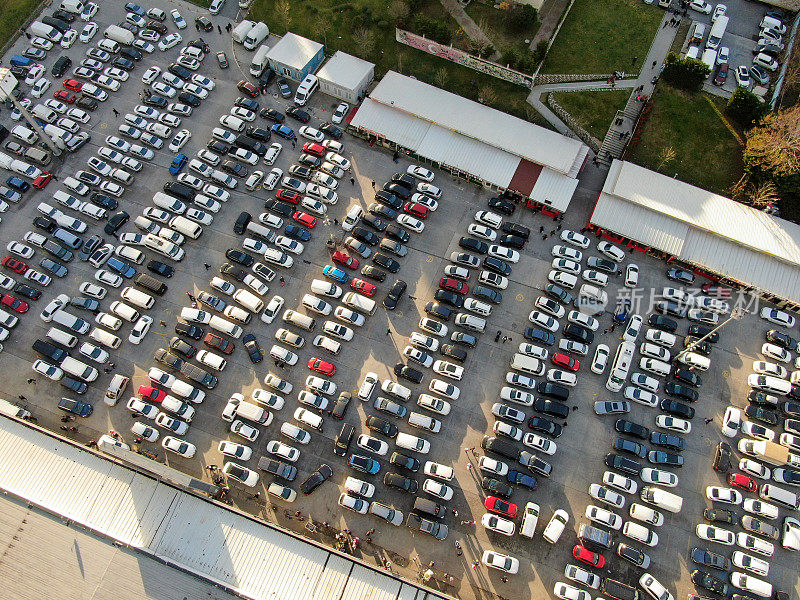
[590, 160, 800, 309]
[316, 51, 374, 104]
[266, 32, 325, 82]
[348, 71, 589, 214]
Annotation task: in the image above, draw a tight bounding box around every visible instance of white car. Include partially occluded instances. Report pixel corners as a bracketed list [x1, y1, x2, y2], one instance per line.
[482, 512, 515, 535]
[162, 436, 196, 458]
[158, 33, 182, 51]
[468, 223, 497, 241]
[560, 229, 590, 248]
[564, 564, 601, 590]
[760, 307, 795, 328]
[597, 240, 625, 262]
[585, 505, 622, 530]
[554, 583, 590, 600]
[222, 461, 259, 486]
[743, 498, 779, 520]
[397, 214, 424, 233]
[722, 406, 742, 437]
[218, 440, 252, 461]
[494, 420, 522, 441]
[481, 551, 518, 574]
[740, 420, 775, 441]
[131, 421, 159, 442]
[79, 22, 97, 43]
[7, 241, 34, 259]
[552, 258, 580, 275]
[753, 360, 787, 378]
[266, 440, 299, 462]
[739, 458, 771, 480]
[338, 493, 369, 514]
[624, 264, 639, 287]
[732, 551, 769, 577]
[331, 101, 349, 124]
[603, 470, 637, 494]
[589, 484, 625, 508]
[422, 478, 453, 501]
[129, 315, 153, 345]
[762, 343, 790, 362]
[529, 310, 558, 332]
[434, 360, 463, 380]
[706, 486, 743, 505]
[551, 245, 582, 261]
[591, 344, 610, 374]
[655, 415, 691, 433]
[689, 0, 712, 13]
[478, 456, 509, 476]
[298, 126, 324, 142]
[407, 165, 434, 182]
[736, 532, 775, 556]
[639, 575, 674, 600]
[168, 129, 191, 152]
[535, 297, 565, 319]
[696, 524, 735, 545]
[641, 468, 678, 487]
[488, 245, 519, 263]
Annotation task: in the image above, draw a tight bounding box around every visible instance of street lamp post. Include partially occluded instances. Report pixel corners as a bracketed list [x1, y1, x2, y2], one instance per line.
[0, 68, 63, 157]
[674, 307, 746, 364]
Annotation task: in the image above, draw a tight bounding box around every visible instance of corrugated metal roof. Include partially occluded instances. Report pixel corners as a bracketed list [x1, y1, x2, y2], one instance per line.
[415, 126, 519, 188]
[0, 418, 457, 600]
[567, 146, 590, 179]
[530, 168, 580, 212]
[316, 51, 375, 90]
[266, 33, 323, 69]
[350, 99, 432, 150]
[369, 71, 588, 175]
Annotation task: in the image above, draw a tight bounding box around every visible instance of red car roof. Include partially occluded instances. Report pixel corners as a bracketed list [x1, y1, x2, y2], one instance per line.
[484, 495, 518, 517]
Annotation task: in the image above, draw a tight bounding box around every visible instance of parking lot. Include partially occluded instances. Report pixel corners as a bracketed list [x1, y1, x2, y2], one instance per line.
[1, 2, 799, 600]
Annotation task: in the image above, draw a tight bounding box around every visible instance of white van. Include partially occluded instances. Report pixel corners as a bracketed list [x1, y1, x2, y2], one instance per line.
[640, 486, 683, 513]
[104, 373, 129, 405]
[639, 357, 671, 377]
[243, 21, 269, 50]
[311, 279, 342, 298]
[60, 356, 99, 382]
[115, 245, 145, 265]
[196, 349, 227, 371]
[51, 310, 86, 333]
[759, 484, 798, 509]
[294, 74, 319, 106]
[246, 221, 275, 242]
[408, 411, 441, 433]
[103, 24, 134, 46]
[520, 502, 540, 538]
[235, 400, 271, 424]
[454, 313, 486, 333]
[623, 521, 658, 546]
[46, 327, 78, 348]
[224, 304, 251, 324]
[233, 289, 264, 313]
[120, 287, 155, 309]
[249, 44, 270, 76]
[342, 292, 376, 315]
[730, 572, 772, 598]
[283, 309, 316, 330]
[542, 509, 569, 544]
[32, 104, 58, 124]
[89, 327, 122, 349]
[701, 49, 717, 74]
[30, 21, 61, 43]
[678, 352, 710, 371]
[294, 406, 323, 431]
[169, 215, 203, 239]
[11, 125, 38, 145]
[59, 0, 84, 13]
[0, 398, 31, 420]
[208, 315, 243, 338]
[231, 19, 255, 44]
[629, 503, 664, 526]
[110, 301, 140, 322]
[510, 353, 545, 376]
[24, 147, 51, 166]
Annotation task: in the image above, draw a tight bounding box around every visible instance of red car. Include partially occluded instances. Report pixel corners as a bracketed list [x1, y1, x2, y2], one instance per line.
[484, 496, 518, 518]
[62, 78, 83, 92]
[204, 333, 235, 355]
[350, 278, 376, 297]
[32, 173, 52, 189]
[292, 211, 317, 228]
[302, 142, 325, 157]
[53, 90, 76, 103]
[439, 277, 468, 295]
[728, 472, 758, 493]
[237, 79, 258, 97]
[1, 256, 28, 274]
[276, 188, 300, 204]
[332, 250, 359, 270]
[1, 294, 28, 313]
[308, 357, 335, 376]
[573, 544, 605, 569]
[552, 352, 580, 372]
[137, 385, 166, 403]
[404, 202, 429, 219]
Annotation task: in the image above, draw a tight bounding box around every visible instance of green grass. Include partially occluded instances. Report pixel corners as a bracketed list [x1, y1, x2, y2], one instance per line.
[464, 1, 539, 53]
[542, 0, 663, 74]
[0, 0, 41, 51]
[249, 0, 544, 124]
[627, 85, 743, 194]
[552, 89, 631, 139]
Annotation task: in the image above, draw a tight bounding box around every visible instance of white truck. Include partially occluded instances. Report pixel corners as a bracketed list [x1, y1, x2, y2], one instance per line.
[104, 24, 135, 46]
[243, 22, 269, 51]
[231, 20, 255, 44]
[250, 44, 271, 77]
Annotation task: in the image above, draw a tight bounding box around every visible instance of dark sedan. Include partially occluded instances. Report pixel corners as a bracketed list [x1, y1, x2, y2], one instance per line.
[690, 569, 729, 597]
[660, 399, 696, 419]
[242, 333, 263, 363]
[664, 381, 699, 402]
[365, 414, 398, 438]
[650, 431, 686, 451]
[372, 253, 400, 273]
[615, 419, 649, 440]
[394, 363, 423, 384]
[690, 547, 731, 571]
[383, 472, 418, 493]
[481, 476, 513, 498]
[647, 450, 684, 467]
[390, 452, 420, 472]
[300, 464, 333, 495]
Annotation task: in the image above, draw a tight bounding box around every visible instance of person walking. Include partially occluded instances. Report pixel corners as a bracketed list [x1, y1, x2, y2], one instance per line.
[386, 328, 391, 336]
[217, 24, 222, 34]
[203, 263, 211, 270]
[350, 177, 355, 185]
[112, 108, 119, 117]
[370, 180, 375, 189]
[494, 330, 501, 342]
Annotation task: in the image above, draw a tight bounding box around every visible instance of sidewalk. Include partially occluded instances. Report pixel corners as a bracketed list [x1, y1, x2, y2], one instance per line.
[439, 0, 500, 59]
[531, 0, 572, 49]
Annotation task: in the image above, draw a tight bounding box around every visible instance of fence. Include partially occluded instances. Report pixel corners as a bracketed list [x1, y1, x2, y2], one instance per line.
[546, 92, 601, 151]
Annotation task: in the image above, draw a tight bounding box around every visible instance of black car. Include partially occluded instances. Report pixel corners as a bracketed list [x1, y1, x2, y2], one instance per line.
[614, 438, 647, 458]
[691, 547, 731, 571]
[481, 476, 513, 498]
[111, 57, 134, 71]
[169, 336, 196, 358]
[501, 221, 530, 240]
[375, 190, 402, 210]
[372, 253, 400, 273]
[52, 9, 75, 22]
[352, 227, 379, 246]
[221, 160, 248, 178]
[667, 268, 695, 284]
[220, 263, 247, 281]
[361, 213, 388, 232]
[659, 399, 695, 419]
[440, 344, 467, 363]
[458, 236, 488, 255]
[260, 107, 284, 122]
[545, 284, 573, 305]
[147, 260, 174, 278]
[691, 570, 729, 597]
[264, 199, 294, 218]
[284, 224, 311, 241]
[650, 431, 685, 451]
[142, 92, 168, 108]
[233, 211, 251, 235]
[286, 106, 310, 122]
[389, 452, 420, 472]
[674, 368, 702, 387]
[528, 416, 563, 438]
[34, 216, 59, 235]
[77, 96, 98, 112]
[469, 287, 499, 305]
[648, 314, 678, 332]
[783, 401, 800, 417]
[319, 122, 342, 139]
[615, 419, 649, 440]
[435, 289, 463, 308]
[713, 441, 732, 472]
[13, 282, 40, 300]
[188, 38, 210, 53]
[383, 279, 406, 310]
[51, 56, 72, 77]
[394, 363, 423, 384]
[524, 327, 555, 346]
[330, 391, 351, 419]
[60, 376, 88, 395]
[246, 126, 271, 142]
[648, 450, 684, 467]
[90, 193, 118, 210]
[481, 435, 520, 461]
[300, 464, 333, 495]
[225, 248, 254, 267]
[178, 92, 201, 107]
[369, 203, 397, 220]
[499, 234, 525, 250]
[664, 381, 698, 402]
[744, 404, 778, 426]
[119, 47, 142, 61]
[361, 265, 386, 282]
[208, 140, 231, 155]
[483, 256, 511, 276]
[235, 135, 266, 155]
[384, 472, 418, 493]
[333, 423, 354, 457]
[617, 544, 648, 567]
[683, 336, 712, 356]
[242, 333, 263, 364]
[604, 453, 642, 475]
[424, 301, 451, 321]
[289, 164, 313, 179]
[767, 329, 797, 350]
[104, 211, 129, 235]
[533, 398, 570, 419]
[365, 414, 398, 438]
[507, 470, 537, 490]
[383, 182, 411, 199]
[450, 331, 477, 347]
[488, 196, 515, 215]
[384, 224, 410, 243]
[563, 323, 594, 344]
[703, 508, 736, 524]
[195, 15, 213, 31]
[58, 397, 92, 417]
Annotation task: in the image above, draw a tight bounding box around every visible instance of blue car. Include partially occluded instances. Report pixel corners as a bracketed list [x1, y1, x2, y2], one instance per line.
[323, 265, 349, 283]
[105, 256, 136, 278]
[6, 176, 30, 193]
[58, 397, 93, 417]
[507, 470, 537, 491]
[124, 2, 146, 16]
[284, 224, 311, 241]
[0, 185, 22, 203]
[348, 453, 380, 475]
[271, 123, 295, 140]
[39, 258, 68, 278]
[169, 153, 188, 175]
[614, 299, 631, 324]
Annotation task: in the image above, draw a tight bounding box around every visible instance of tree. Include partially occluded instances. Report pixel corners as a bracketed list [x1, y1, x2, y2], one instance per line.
[726, 88, 769, 128]
[479, 86, 497, 106]
[352, 27, 376, 60]
[388, 0, 410, 26]
[503, 4, 538, 33]
[414, 15, 451, 44]
[312, 20, 332, 48]
[274, 0, 292, 32]
[657, 146, 676, 172]
[434, 66, 448, 88]
[661, 52, 708, 92]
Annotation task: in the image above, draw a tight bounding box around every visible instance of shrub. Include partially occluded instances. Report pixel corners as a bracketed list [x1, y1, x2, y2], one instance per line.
[414, 14, 452, 44]
[726, 88, 769, 128]
[661, 52, 709, 92]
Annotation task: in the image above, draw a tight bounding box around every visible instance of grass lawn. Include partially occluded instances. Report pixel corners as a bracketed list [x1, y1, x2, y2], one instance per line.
[465, 1, 539, 53]
[542, 0, 663, 74]
[250, 0, 544, 124]
[627, 85, 743, 194]
[553, 89, 631, 139]
[0, 0, 40, 51]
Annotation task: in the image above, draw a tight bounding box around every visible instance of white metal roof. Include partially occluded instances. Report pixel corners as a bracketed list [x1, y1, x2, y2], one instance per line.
[266, 32, 323, 69]
[0, 417, 452, 600]
[351, 99, 431, 150]
[369, 71, 588, 175]
[529, 168, 580, 212]
[592, 160, 800, 303]
[316, 51, 374, 90]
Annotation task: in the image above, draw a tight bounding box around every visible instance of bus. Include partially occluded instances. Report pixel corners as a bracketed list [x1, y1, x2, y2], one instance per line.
[606, 341, 635, 392]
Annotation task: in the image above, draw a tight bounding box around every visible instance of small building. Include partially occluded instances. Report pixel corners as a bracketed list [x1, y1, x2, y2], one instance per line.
[315, 51, 375, 104]
[266, 32, 325, 82]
